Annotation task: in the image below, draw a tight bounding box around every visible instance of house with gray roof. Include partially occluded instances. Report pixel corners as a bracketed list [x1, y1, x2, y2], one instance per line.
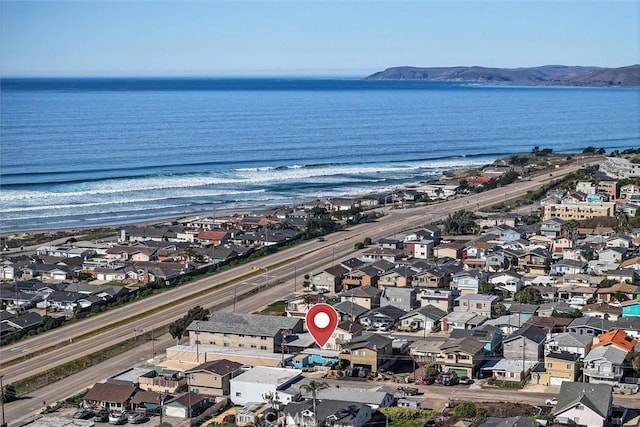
[380, 286, 418, 312]
[340, 286, 381, 310]
[188, 313, 303, 354]
[479, 416, 537, 427]
[454, 294, 499, 318]
[568, 316, 614, 337]
[399, 305, 447, 333]
[283, 399, 372, 427]
[554, 382, 613, 427]
[359, 305, 407, 329]
[339, 333, 393, 372]
[544, 332, 593, 359]
[503, 324, 546, 362]
[333, 301, 368, 322]
[450, 323, 503, 356]
[485, 314, 528, 336]
[583, 345, 628, 385]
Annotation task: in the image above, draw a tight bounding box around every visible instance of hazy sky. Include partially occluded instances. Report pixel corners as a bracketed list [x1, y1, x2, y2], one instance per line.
[1, 0, 638, 77]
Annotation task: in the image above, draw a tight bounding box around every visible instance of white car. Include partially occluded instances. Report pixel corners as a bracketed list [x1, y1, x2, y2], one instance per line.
[545, 397, 558, 405]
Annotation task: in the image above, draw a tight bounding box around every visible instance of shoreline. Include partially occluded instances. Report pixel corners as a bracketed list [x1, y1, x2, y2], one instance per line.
[0, 151, 592, 245]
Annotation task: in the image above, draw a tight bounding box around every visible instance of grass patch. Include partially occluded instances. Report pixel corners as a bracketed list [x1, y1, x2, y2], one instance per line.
[389, 421, 425, 427]
[258, 300, 288, 314]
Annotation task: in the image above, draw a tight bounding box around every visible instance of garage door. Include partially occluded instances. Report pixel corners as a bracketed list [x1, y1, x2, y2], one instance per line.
[550, 376, 567, 385]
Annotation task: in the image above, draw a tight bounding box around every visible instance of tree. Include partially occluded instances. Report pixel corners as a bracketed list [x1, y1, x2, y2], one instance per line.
[478, 282, 496, 295]
[614, 208, 631, 234]
[494, 303, 509, 316]
[300, 380, 329, 426]
[513, 286, 542, 305]
[423, 364, 439, 378]
[1, 383, 17, 403]
[443, 210, 477, 235]
[454, 401, 477, 419]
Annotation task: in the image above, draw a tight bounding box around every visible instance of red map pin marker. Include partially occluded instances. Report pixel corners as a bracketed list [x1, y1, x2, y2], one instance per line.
[306, 303, 339, 347]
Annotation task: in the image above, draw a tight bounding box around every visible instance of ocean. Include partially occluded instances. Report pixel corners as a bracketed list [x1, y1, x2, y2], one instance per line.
[1, 78, 639, 234]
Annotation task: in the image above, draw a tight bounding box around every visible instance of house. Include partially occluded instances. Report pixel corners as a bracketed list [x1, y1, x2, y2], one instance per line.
[502, 325, 546, 362]
[583, 345, 628, 385]
[403, 240, 434, 260]
[411, 266, 453, 289]
[554, 382, 613, 427]
[540, 218, 565, 238]
[340, 286, 381, 310]
[556, 285, 596, 306]
[443, 311, 487, 332]
[481, 358, 539, 383]
[534, 351, 581, 386]
[324, 320, 363, 351]
[591, 328, 638, 353]
[0, 311, 43, 337]
[418, 287, 457, 313]
[230, 366, 302, 405]
[309, 385, 394, 409]
[361, 247, 404, 263]
[525, 316, 572, 335]
[282, 399, 372, 427]
[484, 313, 527, 336]
[342, 264, 380, 290]
[519, 248, 550, 275]
[82, 383, 138, 412]
[285, 294, 329, 319]
[339, 333, 393, 372]
[568, 316, 615, 337]
[333, 301, 369, 322]
[488, 270, 524, 296]
[550, 259, 586, 276]
[451, 271, 483, 295]
[380, 287, 418, 312]
[454, 294, 499, 318]
[433, 242, 465, 260]
[505, 303, 539, 320]
[605, 268, 638, 285]
[164, 391, 210, 420]
[434, 336, 485, 378]
[544, 332, 593, 359]
[581, 302, 622, 321]
[358, 305, 407, 330]
[187, 313, 303, 356]
[311, 265, 348, 294]
[597, 283, 640, 304]
[408, 337, 448, 364]
[449, 324, 503, 357]
[185, 359, 244, 397]
[398, 305, 447, 333]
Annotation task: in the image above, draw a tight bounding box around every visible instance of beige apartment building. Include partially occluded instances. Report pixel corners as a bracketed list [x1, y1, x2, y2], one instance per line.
[543, 202, 615, 221]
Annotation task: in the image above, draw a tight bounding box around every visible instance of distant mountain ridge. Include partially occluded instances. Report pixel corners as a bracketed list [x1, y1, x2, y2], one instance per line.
[365, 64, 640, 86]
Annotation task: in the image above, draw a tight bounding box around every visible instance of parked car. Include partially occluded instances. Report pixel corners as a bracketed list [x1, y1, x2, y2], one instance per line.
[545, 397, 558, 405]
[458, 376, 474, 385]
[129, 413, 149, 424]
[443, 376, 459, 386]
[109, 412, 128, 425]
[420, 377, 435, 385]
[73, 409, 95, 420]
[93, 411, 109, 422]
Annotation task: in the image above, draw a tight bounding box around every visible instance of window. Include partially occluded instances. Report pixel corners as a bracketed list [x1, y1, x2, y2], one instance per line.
[261, 336, 268, 340]
[566, 364, 571, 370]
[575, 404, 583, 410]
[260, 345, 267, 350]
[223, 342, 230, 347]
[251, 344, 256, 348]
[236, 392, 242, 397]
[476, 303, 483, 309]
[239, 343, 245, 348]
[547, 363, 553, 368]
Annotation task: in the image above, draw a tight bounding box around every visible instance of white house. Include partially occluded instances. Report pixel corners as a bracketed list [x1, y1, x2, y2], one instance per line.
[230, 367, 302, 405]
[554, 382, 613, 427]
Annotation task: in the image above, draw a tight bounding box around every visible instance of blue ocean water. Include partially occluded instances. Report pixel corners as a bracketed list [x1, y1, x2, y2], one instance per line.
[1, 78, 639, 233]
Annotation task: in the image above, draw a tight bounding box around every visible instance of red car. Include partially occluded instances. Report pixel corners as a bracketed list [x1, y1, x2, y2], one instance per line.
[420, 377, 435, 385]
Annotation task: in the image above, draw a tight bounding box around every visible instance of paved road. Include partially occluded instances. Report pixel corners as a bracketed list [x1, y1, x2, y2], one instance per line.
[1, 159, 596, 426]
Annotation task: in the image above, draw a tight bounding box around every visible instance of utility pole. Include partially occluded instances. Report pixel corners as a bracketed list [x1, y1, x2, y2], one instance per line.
[1, 374, 6, 427]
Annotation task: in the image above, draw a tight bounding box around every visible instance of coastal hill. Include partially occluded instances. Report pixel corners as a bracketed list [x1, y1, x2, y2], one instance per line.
[364, 64, 640, 86]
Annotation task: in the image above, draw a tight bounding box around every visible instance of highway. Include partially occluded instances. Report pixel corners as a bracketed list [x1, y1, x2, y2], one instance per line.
[1, 159, 595, 425]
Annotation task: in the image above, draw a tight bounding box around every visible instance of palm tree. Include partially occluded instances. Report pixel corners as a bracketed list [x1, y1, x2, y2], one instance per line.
[299, 380, 329, 426]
